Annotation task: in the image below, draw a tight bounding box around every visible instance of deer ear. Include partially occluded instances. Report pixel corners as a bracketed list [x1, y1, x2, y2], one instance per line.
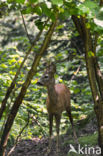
[50, 62, 56, 73]
[43, 61, 51, 67]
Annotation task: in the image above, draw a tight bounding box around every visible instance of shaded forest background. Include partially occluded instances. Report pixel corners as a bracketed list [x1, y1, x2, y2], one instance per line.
[0, 0, 103, 156]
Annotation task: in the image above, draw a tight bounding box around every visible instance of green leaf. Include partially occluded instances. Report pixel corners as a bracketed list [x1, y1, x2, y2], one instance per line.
[84, 0, 97, 10]
[0, 64, 8, 69]
[33, 6, 42, 16]
[64, 1, 77, 15]
[94, 8, 103, 29]
[86, 23, 91, 29]
[74, 88, 80, 94]
[29, 0, 38, 3]
[35, 20, 44, 30]
[78, 4, 90, 15]
[77, 0, 98, 17]
[51, 0, 63, 6]
[59, 8, 70, 19]
[40, 3, 51, 17]
[49, 12, 55, 21]
[15, 0, 25, 4]
[56, 24, 64, 30]
[7, 0, 14, 3]
[88, 51, 94, 57]
[96, 7, 103, 20]
[21, 7, 33, 14]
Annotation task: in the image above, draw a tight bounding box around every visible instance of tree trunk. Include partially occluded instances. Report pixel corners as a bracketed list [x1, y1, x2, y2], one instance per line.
[72, 15, 103, 155]
[0, 17, 58, 156]
[97, 100, 103, 154]
[84, 19, 103, 155]
[85, 47, 103, 155]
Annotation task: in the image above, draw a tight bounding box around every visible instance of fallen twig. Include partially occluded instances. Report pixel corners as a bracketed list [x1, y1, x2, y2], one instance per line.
[7, 112, 30, 156]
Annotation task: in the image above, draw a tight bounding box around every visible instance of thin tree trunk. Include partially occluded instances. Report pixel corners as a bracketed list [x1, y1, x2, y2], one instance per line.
[83, 18, 103, 155]
[85, 49, 103, 155]
[72, 15, 103, 155]
[0, 15, 58, 156]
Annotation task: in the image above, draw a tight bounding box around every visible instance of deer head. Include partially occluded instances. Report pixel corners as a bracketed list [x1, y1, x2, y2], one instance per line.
[37, 62, 56, 87]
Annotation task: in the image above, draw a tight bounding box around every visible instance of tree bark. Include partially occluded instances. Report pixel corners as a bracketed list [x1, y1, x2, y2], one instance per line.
[0, 16, 58, 156]
[72, 15, 103, 155]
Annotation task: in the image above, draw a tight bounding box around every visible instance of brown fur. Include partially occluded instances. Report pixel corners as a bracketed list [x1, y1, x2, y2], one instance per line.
[37, 63, 78, 154]
[46, 84, 71, 114]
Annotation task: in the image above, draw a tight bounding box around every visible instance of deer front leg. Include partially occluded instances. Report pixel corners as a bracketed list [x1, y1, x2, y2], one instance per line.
[55, 114, 61, 154]
[47, 114, 53, 153]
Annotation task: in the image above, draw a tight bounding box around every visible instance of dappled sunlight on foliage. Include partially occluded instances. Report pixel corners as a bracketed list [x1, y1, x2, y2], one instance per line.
[0, 0, 103, 155]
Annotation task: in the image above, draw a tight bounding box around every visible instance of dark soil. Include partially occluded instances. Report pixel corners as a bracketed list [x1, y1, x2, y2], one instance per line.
[8, 137, 70, 156]
[6, 114, 98, 156]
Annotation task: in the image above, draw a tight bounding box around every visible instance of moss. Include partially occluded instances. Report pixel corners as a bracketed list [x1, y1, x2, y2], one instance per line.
[77, 111, 97, 129]
[67, 152, 82, 156]
[78, 132, 98, 146]
[63, 132, 98, 147]
[63, 139, 74, 146]
[63, 132, 98, 156]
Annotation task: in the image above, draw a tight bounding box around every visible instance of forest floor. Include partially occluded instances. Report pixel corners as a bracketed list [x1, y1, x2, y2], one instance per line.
[7, 114, 99, 156]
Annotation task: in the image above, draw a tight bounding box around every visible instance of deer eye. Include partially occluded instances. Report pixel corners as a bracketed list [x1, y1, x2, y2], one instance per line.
[44, 75, 49, 79]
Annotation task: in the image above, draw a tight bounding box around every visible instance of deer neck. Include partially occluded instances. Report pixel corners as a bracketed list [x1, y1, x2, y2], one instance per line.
[47, 80, 57, 104]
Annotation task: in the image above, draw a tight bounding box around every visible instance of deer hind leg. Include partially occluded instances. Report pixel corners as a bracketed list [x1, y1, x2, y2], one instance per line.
[55, 114, 61, 154]
[47, 114, 53, 153]
[66, 108, 79, 144]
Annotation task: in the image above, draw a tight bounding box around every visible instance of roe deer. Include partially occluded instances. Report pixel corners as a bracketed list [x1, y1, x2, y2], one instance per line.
[37, 62, 78, 154]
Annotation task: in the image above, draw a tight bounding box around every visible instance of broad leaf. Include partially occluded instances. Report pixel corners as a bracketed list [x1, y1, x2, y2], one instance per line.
[35, 20, 44, 30]
[15, 0, 25, 4]
[94, 7, 103, 28]
[84, 0, 97, 9]
[33, 6, 42, 16]
[29, 0, 38, 3]
[51, 0, 63, 6]
[40, 3, 51, 17]
[21, 7, 33, 14]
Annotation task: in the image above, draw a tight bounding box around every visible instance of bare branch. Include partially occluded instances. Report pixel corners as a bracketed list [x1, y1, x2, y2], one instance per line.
[0, 14, 58, 155]
[7, 112, 30, 156]
[70, 65, 81, 82]
[31, 115, 47, 136]
[21, 12, 32, 44]
[0, 18, 49, 120]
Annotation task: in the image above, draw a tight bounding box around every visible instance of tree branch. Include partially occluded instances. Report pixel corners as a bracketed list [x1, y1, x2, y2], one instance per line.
[79, 16, 100, 105]
[70, 65, 81, 82]
[7, 112, 30, 156]
[21, 12, 32, 44]
[31, 115, 47, 136]
[0, 12, 58, 155]
[0, 18, 49, 120]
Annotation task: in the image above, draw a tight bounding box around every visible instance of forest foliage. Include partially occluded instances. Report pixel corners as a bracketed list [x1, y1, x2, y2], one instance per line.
[0, 0, 103, 153]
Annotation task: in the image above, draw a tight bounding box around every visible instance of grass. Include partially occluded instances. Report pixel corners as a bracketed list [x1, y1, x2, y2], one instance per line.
[63, 132, 98, 156]
[78, 132, 98, 146]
